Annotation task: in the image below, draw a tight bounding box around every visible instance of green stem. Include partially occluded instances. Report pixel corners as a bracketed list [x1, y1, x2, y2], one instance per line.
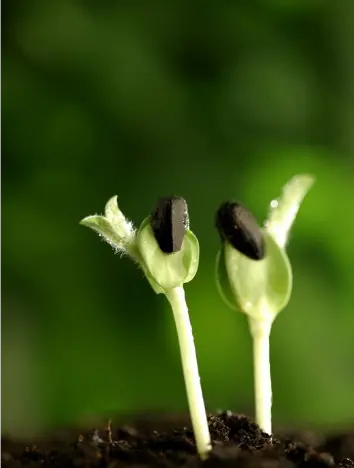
[165, 286, 211, 460]
[248, 317, 272, 435]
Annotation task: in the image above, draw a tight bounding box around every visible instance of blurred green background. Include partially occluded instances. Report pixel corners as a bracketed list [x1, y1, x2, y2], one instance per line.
[2, 0, 354, 436]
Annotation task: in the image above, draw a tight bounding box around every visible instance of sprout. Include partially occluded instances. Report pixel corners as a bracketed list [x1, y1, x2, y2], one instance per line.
[80, 195, 211, 460]
[215, 174, 315, 435]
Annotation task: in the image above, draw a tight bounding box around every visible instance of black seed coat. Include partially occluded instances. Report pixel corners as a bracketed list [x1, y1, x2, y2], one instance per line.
[216, 201, 265, 260]
[151, 196, 189, 254]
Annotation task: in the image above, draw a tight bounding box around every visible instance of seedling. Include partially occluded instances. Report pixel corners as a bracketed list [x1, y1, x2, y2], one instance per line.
[215, 174, 315, 435]
[80, 195, 211, 459]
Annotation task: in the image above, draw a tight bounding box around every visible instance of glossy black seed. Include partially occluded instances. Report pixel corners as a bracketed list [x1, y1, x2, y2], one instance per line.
[216, 201, 265, 260]
[151, 196, 189, 254]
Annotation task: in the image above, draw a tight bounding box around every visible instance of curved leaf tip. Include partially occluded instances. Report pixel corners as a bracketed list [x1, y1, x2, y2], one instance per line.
[105, 195, 119, 220]
[265, 173, 315, 249]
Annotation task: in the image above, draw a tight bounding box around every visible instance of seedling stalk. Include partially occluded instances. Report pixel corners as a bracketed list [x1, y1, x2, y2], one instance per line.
[165, 286, 211, 460]
[249, 316, 272, 434]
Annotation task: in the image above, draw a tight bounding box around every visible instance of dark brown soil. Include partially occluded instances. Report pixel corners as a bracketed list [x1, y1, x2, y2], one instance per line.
[2, 412, 354, 467]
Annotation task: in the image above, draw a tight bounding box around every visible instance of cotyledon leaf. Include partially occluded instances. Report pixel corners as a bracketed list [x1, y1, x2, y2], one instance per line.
[220, 230, 292, 322]
[137, 221, 193, 291]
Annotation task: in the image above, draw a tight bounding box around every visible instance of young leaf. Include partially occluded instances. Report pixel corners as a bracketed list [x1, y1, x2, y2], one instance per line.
[81, 196, 138, 259]
[105, 195, 121, 221]
[80, 215, 126, 253]
[104, 195, 136, 247]
[265, 174, 315, 248]
[182, 230, 200, 284]
[223, 230, 292, 322]
[140, 263, 165, 295]
[215, 246, 238, 312]
[136, 218, 199, 291]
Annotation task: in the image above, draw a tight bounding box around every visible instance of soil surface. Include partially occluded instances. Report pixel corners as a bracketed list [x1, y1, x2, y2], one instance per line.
[2, 412, 354, 467]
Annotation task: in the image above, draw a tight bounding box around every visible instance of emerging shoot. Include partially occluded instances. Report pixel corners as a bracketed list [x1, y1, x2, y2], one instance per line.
[215, 174, 315, 435]
[80, 195, 211, 460]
